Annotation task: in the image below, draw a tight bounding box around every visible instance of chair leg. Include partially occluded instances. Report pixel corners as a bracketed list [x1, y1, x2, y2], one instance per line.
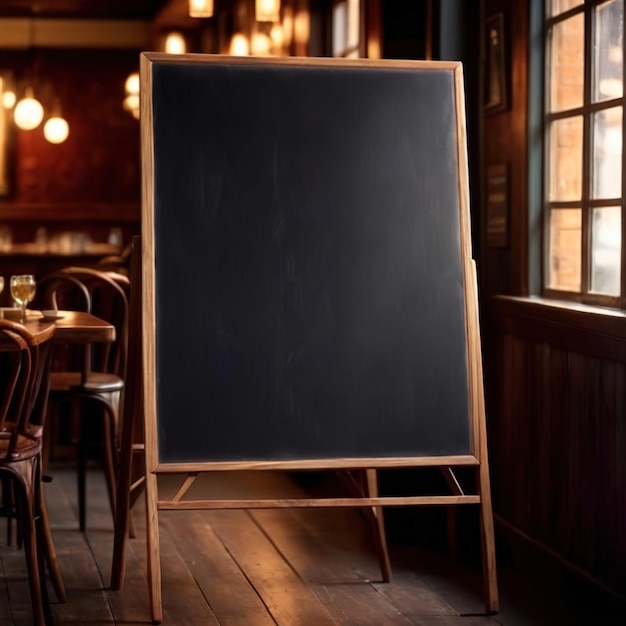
[10, 464, 48, 626]
[41, 399, 60, 474]
[78, 393, 121, 531]
[2, 477, 15, 546]
[39, 486, 66, 603]
[101, 405, 119, 523]
[78, 414, 88, 532]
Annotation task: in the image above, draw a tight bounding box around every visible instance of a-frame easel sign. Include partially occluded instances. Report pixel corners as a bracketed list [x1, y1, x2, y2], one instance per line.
[140, 52, 498, 623]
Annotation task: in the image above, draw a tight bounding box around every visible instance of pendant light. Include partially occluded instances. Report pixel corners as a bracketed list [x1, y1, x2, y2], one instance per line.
[44, 117, 69, 144]
[14, 16, 44, 131]
[43, 102, 69, 144]
[14, 86, 43, 130]
[123, 71, 140, 120]
[256, 0, 280, 23]
[2, 90, 16, 110]
[189, 0, 213, 18]
[165, 32, 187, 54]
[230, 33, 250, 56]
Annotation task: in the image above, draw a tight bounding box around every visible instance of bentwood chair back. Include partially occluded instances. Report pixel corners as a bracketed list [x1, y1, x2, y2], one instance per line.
[52, 267, 129, 380]
[38, 267, 130, 531]
[0, 319, 65, 625]
[36, 273, 91, 375]
[111, 236, 145, 589]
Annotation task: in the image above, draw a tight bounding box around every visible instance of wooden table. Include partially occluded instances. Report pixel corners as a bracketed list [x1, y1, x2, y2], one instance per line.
[18, 310, 116, 345]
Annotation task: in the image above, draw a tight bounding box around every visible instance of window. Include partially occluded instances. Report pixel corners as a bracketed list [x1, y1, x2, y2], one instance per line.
[331, 0, 361, 58]
[545, 0, 624, 305]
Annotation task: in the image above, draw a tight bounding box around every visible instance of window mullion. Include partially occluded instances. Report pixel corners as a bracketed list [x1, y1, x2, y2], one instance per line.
[580, 1, 593, 296]
[622, 7, 626, 307]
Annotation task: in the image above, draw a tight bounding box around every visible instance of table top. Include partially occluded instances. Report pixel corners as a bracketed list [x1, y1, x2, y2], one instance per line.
[4, 310, 116, 345]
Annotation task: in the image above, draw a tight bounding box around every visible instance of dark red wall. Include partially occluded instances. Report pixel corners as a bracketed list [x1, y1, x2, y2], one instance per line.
[0, 48, 141, 248]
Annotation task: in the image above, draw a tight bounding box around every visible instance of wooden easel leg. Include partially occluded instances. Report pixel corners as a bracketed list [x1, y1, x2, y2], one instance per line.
[467, 260, 498, 613]
[440, 468, 462, 559]
[478, 463, 498, 613]
[446, 506, 457, 559]
[365, 469, 392, 582]
[145, 469, 162, 624]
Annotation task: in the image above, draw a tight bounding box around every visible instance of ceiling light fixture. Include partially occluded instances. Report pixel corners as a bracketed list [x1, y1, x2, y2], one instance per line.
[165, 32, 187, 54]
[14, 17, 45, 131]
[230, 33, 250, 56]
[256, 0, 281, 23]
[123, 71, 140, 119]
[42, 99, 69, 144]
[43, 115, 69, 144]
[189, 0, 214, 18]
[14, 86, 43, 130]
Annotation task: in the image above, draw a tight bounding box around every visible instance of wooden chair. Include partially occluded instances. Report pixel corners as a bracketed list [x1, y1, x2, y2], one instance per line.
[0, 319, 66, 625]
[111, 236, 145, 588]
[37, 267, 129, 531]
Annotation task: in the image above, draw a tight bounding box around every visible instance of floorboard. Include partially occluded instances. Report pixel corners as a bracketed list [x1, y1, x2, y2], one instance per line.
[0, 465, 625, 625]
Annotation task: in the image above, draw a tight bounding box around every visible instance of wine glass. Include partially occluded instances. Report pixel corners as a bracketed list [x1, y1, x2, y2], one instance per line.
[10, 274, 36, 323]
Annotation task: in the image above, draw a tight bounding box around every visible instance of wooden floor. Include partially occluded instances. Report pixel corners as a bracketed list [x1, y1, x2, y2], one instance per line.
[1, 465, 625, 625]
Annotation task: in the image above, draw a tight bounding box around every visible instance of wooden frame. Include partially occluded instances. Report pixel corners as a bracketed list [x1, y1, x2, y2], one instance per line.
[486, 163, 510, 247]
[0, 69, 14, 197]
[137, 52, 498, 623]
[484, 13, 508, 114]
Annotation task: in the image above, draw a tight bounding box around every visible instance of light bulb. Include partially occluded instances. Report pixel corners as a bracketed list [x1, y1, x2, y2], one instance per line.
[251, 32, 272, 56]
[44, 116, 69, 144]
[125, 72, 140, 96]
[123, 94, 140, 119]
[270, 24, 284, 50]
[256, 0, 280, 22]
[2, 90, 16, 109]
[165, 32, 186, 54]
[14, 89, 44, 130]
[230, 33, 249, 56]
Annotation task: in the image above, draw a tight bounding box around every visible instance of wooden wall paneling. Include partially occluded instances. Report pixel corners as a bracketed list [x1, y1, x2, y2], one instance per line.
[592, 359, 625, 590]
[491, 313, 626, 601]
[490, 296, 626, 364]
[481, 0, 529, 297]
[613, 367, 626, 591]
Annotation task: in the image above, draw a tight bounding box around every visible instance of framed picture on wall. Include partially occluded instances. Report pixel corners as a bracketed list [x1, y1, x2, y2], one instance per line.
[484, 13, 508, 114]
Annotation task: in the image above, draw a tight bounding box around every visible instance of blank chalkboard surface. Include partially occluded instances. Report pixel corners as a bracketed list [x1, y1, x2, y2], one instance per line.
[144, 55, 473, 466]
[138, 54, 499, 622]
[142, 54, 475, 467]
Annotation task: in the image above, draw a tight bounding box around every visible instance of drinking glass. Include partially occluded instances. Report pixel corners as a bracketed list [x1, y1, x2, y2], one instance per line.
[10, 274, 36, 322]
[0, 276, 4, 296]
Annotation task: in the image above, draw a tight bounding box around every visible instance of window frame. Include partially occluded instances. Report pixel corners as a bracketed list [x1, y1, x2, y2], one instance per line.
[543, 0, 626, 308]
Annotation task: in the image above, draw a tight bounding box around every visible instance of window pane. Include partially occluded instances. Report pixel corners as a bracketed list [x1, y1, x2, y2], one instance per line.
[549, 0, 583, 17]
[549, 116, 583, 201]
[592, 106, 623, 198]
[346, 0, 359, 50]
[548, 209, 582, 291]
[332, 2, 346, 57]
[591, 206, 622, 294]
[593, 0, 624, 102]
[549, 14, 584, 112]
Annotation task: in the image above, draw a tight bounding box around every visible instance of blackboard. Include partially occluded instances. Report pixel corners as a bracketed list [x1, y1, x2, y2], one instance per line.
[138, 54, 499, 622]
[142, 54, 476, 468]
